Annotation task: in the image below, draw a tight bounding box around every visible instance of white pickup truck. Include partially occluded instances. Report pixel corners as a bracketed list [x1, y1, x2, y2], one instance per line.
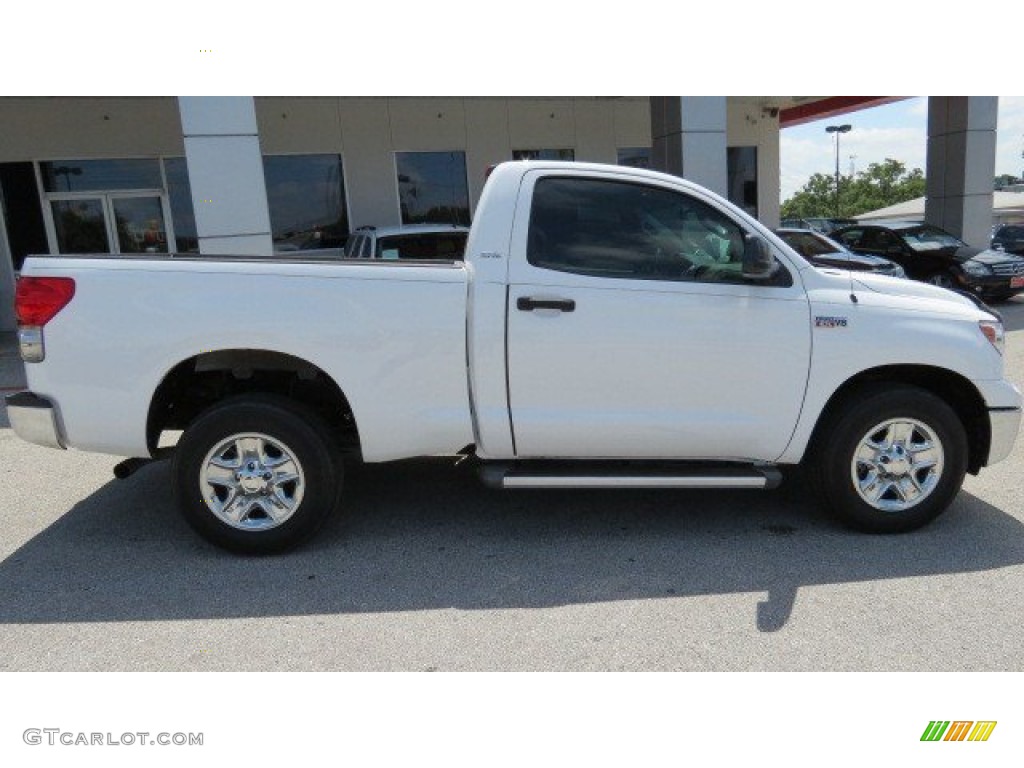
[7, 161, 1021, 553]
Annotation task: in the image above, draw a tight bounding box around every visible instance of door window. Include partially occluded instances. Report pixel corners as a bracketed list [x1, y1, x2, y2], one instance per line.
[50, 199, 109, 253]
[526, 176, 789, 286]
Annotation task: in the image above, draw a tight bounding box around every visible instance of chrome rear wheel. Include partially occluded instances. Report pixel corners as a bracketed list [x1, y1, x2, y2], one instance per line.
[200, 433, 306, 531]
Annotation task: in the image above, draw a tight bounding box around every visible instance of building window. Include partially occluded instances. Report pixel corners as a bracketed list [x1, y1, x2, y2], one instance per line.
[39, 159, 163, 193]
[727, 146, 758, 218]
[513, 149, 575, 161]
[39, 158, 171, 256]
[0, 162, 48, 270]
[263, 154, 349, 253]
[396, 151, 470, 226]
[617, 147, 651, 169]
[163, 158, 198, 253]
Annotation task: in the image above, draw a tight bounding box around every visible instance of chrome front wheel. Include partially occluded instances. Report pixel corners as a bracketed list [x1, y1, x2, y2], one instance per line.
[812, 385, 967, 533]
[850, 418, 944, 512]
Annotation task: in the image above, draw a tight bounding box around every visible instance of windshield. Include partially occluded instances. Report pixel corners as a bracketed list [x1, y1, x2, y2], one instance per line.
[778, 231, 847, 258]
[900, 225, 965, 251]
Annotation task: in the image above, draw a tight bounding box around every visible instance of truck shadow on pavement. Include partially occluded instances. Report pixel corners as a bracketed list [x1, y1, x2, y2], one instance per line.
[1, 457, 1023, 632]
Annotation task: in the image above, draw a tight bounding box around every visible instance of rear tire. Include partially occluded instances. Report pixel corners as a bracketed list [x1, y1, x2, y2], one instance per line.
[812, 385, 967, 533]
[172, 394, 341, 554]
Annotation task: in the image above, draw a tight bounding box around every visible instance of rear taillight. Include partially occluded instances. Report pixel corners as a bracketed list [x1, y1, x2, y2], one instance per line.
[15, 277, 75, 363]
[15, 277, 75, 326]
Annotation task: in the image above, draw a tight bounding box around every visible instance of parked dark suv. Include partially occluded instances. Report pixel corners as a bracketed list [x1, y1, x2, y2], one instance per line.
[992, 224, 1024, 256]
[775, 228, 905, 277]
[832, 221, 1024, 301]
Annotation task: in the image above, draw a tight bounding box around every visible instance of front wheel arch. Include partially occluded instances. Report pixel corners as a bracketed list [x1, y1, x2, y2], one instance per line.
[805, 365, 989, 475]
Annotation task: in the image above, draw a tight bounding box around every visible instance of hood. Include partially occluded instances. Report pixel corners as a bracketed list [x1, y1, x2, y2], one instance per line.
[808, 251, 896, 271]
[969, 247, 1023, 266]
[850, 271, 989, 314]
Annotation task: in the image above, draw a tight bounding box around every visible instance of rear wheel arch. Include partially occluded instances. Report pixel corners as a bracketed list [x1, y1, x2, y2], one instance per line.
[146, 349, 361, 457]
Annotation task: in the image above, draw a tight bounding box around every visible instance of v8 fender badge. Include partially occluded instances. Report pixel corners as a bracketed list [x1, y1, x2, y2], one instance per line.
[815, 316, 848, 328]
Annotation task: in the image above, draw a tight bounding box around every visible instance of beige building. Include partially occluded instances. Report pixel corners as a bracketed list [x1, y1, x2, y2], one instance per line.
[0, 96, 1000, 331]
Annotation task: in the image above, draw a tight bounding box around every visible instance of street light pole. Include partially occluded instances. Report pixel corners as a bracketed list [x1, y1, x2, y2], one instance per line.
[826, 124, 852, 218]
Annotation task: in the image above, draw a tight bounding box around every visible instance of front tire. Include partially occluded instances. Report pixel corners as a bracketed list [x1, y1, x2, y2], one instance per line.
[812, 385, 967, 533]
[172, 394, 341, 554]
[926, 271, 956, 290]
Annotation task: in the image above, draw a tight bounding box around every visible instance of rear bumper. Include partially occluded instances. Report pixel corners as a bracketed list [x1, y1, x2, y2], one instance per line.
[987, 407, 1021, 466]
[4, 392, 65, 450]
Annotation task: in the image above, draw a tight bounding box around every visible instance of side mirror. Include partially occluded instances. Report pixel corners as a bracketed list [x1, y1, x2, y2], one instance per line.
[742, 235, 777, 280]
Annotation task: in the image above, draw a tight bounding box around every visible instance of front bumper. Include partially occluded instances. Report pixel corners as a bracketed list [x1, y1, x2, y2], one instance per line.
[957, 272, 1024, 297]
[987, 407, 1022, 466]
[4, 392, 66, 450]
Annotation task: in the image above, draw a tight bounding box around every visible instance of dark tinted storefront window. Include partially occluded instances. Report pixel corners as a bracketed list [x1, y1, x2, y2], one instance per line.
[727, 146, 758, 218]
[262, 154, 349, 252]
[513, 149, 575, 161]
[50, 199, 109, 254]
[163, 157, 198, 253]
[39, 159, 163, 193]
[0, 162, 49, 269]
[396, 152, 470, 226]
[617, 147, 651, 169]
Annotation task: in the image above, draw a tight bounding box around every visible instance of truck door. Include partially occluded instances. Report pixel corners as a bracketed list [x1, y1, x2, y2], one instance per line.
[505, 170, 811, 461]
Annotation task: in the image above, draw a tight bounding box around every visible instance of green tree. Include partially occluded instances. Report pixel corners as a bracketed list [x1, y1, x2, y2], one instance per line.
[781, 172, 837, 219]
[782, 159, 926, 219]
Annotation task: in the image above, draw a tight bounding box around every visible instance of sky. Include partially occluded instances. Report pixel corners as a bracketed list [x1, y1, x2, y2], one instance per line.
[780, 97, 1024, 201]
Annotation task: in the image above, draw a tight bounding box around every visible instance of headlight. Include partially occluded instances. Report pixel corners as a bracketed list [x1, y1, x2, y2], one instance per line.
[979, 319, 1005, 355]
[962, 260, 992, 277]
[890, 264, 906, 278]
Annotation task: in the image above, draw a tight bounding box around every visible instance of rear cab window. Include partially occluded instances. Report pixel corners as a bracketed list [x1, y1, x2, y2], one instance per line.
[375, 233, 468, 260]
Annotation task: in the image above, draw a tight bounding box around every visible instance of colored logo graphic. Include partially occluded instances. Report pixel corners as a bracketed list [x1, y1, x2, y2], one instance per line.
[921, 721, 997, 742]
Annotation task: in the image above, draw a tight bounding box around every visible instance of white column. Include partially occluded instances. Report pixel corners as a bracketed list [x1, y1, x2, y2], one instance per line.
[649, 97, 727, 197]
[177, 97, 273, 256]
[925, 97, 998, 249]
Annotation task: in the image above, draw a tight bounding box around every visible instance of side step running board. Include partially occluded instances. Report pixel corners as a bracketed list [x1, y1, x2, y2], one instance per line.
[479, 461, 782, 490]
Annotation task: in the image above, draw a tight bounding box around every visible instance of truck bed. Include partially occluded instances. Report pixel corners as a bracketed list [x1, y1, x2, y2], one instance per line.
[20, 254, 474, 461]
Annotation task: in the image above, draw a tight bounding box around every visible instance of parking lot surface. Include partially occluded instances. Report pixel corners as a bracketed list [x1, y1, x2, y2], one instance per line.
[1, 298, 1023, 671]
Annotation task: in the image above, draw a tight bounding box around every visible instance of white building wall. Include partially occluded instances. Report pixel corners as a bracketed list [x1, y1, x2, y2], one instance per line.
[726, 100, 781, 228]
